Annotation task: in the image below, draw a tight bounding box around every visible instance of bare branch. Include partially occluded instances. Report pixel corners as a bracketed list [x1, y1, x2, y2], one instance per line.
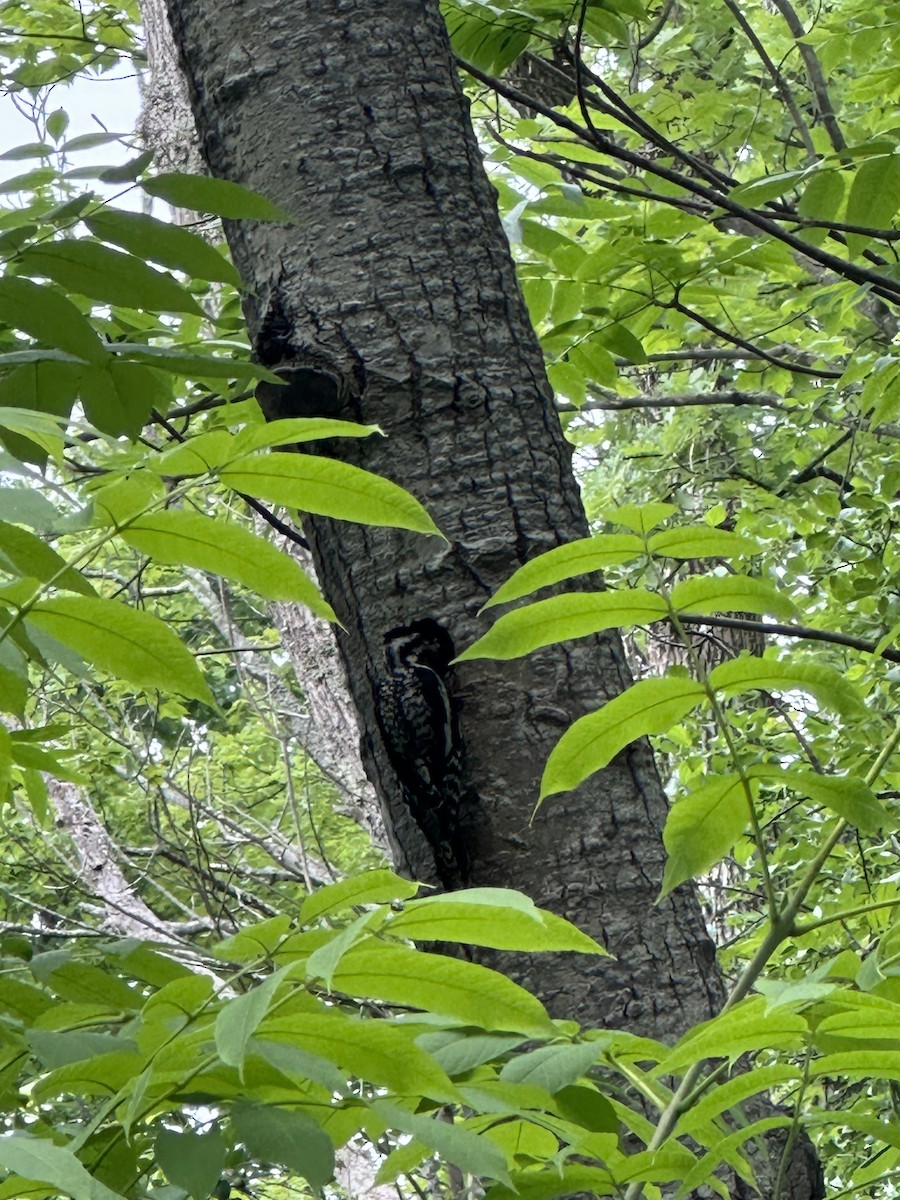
[770, 0, 847, 153]
[558, 389, 786, 412]
[722, 0, 817, 161]
[679, 614, 900, 664]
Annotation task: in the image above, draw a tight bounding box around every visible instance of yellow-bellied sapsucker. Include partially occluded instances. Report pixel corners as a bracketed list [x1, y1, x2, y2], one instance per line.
[378, 619, 471, 888]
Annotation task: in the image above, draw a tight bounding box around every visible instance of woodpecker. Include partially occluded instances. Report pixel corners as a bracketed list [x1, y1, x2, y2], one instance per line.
[378, 619, 470, 888]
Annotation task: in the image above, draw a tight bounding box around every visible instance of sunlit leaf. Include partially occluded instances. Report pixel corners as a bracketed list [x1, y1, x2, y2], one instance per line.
[387, 890, 608, 953]
[708, 657, 864, 717]
[458, 590, 667, 661]
[661, 774, 749, 897]
[329, 944, 557, 1037]
[221, 452, 442, 534]
[670, 574, 796, 620]
[647, 527, 761, 559]
[484, 535, 645, 607]
[121, 510, 335, 618]
[29, 596, 214, 704]
[541, 677, 707, 799]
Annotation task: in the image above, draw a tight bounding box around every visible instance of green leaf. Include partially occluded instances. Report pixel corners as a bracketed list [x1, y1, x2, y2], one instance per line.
[419, 1032, 528, 1075]
[0, 520, 93, 595]
[20, 241, 204, 315]
[669, 574, 796, 620]
[59, 132, 128, 152]
[674, 1116, 788, 1200]
[260, 1011, 458, 1100]
[231, 1101, 334, 1186]
[155, 1128, 226, 1200]
[329, 944, 558, 1037]
[0, 167, 57, 192]
[252, 1038, 350, 1095]
[499, 1042, 599, 1092]
[84, 207, 242, 286]
[482, 1165, 615, 1200]
[554, 1084, 619, 1134]
[0, 276, 107, 364]
[0, 142, 54, 161]
[0, 487, 61, 531]
[373, 1100, 512, 1187]
[234, 416, 381, 452]
[113, 343, 276, 380]
[677, 1065, 801, 1132]
[458, 590, 668, 661]
[299, 868, 420, 924]
[37, 961, 141, 1010]
[749, 766, 886, 833]
[27, 1030, 133, 1069]
[0, 1135, 124, 1200]
[46, 110, 69, 141]
[98, 150, 154, 183]
[215, 966, 290, 1069]
[606, 503, 677, 535]
[728, 169, 805, 206]
[659, 997, 806, 1073]
[846, 152, 900, 255]
[596, 322, 646, 363]
[29, 596, 214, 704]
[306, 911, 382, 988]
[484, 535, 645, 607]
[32, 1051, 144, 1102]
[221, 452, 442, 534]
[77, 360, 170, 439]
[0, 406, 65, 458]
[0, 976, 52, 1020]
[708, 657, 864, 717]
[661, 774, 749, 897]
[797, 168, 845, 221]
[387, 890, 608, 953]
[121, 510, 335, 618]
[541, 677, 707, 799]
[142, 172, 293, 221]
[647, 527, 761, 559]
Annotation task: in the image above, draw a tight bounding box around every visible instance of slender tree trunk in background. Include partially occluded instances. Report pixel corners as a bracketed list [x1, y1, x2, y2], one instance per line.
[139, 0, 387, 854]
[162, 2, 819, 1193]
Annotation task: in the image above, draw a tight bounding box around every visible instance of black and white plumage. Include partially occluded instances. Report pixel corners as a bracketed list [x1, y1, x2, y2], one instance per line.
[378, 619, 470, 888]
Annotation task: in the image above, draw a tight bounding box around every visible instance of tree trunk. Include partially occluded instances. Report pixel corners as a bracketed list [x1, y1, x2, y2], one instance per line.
[162, 2, 818, 1193]
[164, 0, 713, 1033]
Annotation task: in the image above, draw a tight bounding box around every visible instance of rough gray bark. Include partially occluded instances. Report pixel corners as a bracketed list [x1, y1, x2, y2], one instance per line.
[161, 2, 818, 1194]
[164, 0, 716, 1038]
[49, 779, 182, 941]
[138, 0, 205, 180]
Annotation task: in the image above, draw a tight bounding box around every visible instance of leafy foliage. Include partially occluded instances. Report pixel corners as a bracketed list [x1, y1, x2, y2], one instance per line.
[0, 0, 899, 1196]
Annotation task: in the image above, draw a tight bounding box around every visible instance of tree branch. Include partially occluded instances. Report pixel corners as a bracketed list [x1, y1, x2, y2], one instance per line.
[721, 0, 817, 162]
[769, 0, 847, 153]
[459, 58, 900, 303]
[679, 614, 900, 664]
[557, 389, 786, 412]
